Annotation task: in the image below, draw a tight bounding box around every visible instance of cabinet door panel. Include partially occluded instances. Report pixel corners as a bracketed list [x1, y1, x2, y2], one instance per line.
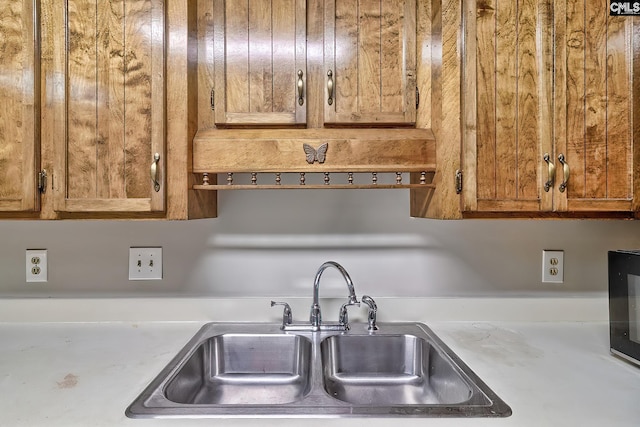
[213, 0, 306, 127]
[0, 0, 39, 212]
[605, 15, 633, 200]
[324, 0, 417, 126]
[515, 0, 544, 201]
[464, 0, 552, 213]
[49, 0, 165, 213]
[557, 0, 634, 211]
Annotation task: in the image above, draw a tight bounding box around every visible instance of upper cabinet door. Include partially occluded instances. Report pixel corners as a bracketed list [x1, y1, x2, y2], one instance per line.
[463, 0, 552, 213]
[323, 0, 417, 126]
[0, 0, 39, 212]
[554, 0, 635, 213]
[47, 0, 165, 213]
[463, 0, 636, 216]
[213, 0, 307, 127]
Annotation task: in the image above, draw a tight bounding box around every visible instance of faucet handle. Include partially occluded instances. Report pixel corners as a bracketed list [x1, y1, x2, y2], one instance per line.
[338, 299, 360, 330]
[270, 301, 293, 328]
[361, 295, 378, 331]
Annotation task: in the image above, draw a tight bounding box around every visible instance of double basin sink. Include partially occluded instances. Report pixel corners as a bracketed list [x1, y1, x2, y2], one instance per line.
[126, 321, 511, 418]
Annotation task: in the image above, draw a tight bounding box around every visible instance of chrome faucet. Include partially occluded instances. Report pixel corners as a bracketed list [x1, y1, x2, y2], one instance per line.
[270, 261, 368, 331]
[310, 261, 359, 331]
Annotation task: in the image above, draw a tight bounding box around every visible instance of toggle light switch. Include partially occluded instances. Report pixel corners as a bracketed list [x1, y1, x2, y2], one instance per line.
[129, 247, 162, 280]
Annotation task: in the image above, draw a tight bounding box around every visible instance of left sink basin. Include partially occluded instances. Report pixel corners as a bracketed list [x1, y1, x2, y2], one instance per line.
[126, 323, 318, 418]
[165, 334, 312, 405]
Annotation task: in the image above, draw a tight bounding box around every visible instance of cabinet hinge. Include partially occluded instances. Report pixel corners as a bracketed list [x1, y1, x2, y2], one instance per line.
[210, 88, 215, 110]
[455, 169, 462, 194]
[38, 169, 47, 194]
[416, 87, 420, 108]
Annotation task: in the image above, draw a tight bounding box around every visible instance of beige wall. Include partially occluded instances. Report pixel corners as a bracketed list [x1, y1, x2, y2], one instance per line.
[1, 190, 640, 297]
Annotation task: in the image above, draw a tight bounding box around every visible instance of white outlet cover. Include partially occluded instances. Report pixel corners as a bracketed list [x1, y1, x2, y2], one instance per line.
[26, 249, 48, 283]
[129, 247, 163, 281]
[542, 250, 564, 283]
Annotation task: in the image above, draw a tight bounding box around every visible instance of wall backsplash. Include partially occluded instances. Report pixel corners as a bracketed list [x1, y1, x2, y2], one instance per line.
[1, 190, 640, 298]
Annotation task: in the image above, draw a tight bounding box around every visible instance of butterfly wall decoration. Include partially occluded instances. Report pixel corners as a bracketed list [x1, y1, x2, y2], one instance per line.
[303, 143, 328, 164]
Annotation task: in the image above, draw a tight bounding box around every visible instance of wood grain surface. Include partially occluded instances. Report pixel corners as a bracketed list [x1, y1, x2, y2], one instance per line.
[214, 0, 306, 126]
[465, 0, 636, 215]
[50, 0, 165, 213]
[561, 0, 634, 211]
[193, 128, 435, 173]
[0, 0, 38, 212]
[324, 0, 417, 126]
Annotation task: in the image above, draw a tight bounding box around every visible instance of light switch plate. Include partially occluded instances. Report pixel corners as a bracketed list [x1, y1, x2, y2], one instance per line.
[542, 250, 564, 283]
[26, 249, 48, 282]
[129, 247, 162, 280]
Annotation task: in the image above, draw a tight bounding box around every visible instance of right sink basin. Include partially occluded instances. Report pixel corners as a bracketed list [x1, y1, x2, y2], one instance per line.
[321, 334, 474, 406]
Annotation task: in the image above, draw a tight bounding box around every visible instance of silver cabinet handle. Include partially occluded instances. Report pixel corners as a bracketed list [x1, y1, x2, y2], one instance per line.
[38, 169, 47, 193]
[558, 154, 569, 193]
[297, 70, 304, 106]
[327, 70, 334, 106]
[150, 153, 160, 192]
[543, 153, 555, 192]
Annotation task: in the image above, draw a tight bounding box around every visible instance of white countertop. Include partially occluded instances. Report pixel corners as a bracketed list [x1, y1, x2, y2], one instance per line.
[1, 298, 639, 426]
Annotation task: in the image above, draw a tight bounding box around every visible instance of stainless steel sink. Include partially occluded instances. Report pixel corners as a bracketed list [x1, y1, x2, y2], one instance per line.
[164, 334, 312, 405]
[127, 322, 511, 418]
[321, 334, 474, 405]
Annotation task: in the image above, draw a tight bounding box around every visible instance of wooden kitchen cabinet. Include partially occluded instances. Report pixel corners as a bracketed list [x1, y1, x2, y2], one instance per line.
[0, 0, 40, 214]
[193, 0, 434, 211]
[323, 0, 417, 126]
[43, 0, 166, 214]
[0, 0, 217, 220]
[208, 0, 418, 128]
[555, 0, 636, 214]
[212, 0, 307, 127]
[460, 0, 638, 217]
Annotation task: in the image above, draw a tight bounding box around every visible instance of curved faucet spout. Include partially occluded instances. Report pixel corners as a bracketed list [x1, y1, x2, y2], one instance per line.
[310, 261, 358, 329]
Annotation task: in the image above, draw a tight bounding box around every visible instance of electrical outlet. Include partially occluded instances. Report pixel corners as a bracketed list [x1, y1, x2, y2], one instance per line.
[542, 250, 564, 283]
[26, 249, 48, 282]
[129, 247, 163, 280]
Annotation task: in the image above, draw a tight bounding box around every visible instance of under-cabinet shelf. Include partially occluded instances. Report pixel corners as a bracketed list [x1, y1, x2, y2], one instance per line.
[193, 128, 435, 171]
[192, 128, 436, 192]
